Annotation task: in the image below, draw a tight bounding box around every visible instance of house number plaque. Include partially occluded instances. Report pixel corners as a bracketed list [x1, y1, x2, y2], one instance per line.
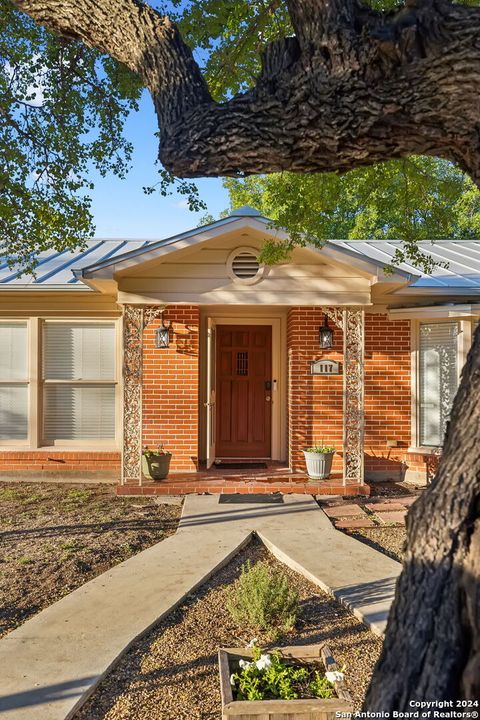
[310, 359, 341, 375]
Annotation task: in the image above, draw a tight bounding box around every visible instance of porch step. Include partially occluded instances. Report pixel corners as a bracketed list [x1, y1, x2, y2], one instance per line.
[116, 478, 371, 497]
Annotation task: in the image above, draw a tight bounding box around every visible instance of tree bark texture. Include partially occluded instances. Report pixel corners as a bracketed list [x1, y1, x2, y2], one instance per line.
[365, 325, 480, 707]
[10, 0, 480, 183]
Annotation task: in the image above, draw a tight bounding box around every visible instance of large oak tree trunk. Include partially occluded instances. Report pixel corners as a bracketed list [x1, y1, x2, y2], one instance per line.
[365, 326, 480, 706]
[8, 0, 480, 705]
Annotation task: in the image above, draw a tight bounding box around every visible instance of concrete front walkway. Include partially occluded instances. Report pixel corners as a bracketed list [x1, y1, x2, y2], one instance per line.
[0, 494, 401, 720]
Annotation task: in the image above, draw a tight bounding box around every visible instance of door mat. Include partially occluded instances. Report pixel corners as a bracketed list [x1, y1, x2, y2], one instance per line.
[219, 493, 284, 504]
[214, 462, 267, 469]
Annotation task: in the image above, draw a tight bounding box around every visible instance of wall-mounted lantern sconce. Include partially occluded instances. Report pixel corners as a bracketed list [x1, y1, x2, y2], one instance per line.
[319, 316, 334, 349]
[155, 313, 172, 349]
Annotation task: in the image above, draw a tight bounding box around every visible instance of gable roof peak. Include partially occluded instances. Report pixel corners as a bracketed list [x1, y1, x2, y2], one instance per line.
[229, 205, 264, 218]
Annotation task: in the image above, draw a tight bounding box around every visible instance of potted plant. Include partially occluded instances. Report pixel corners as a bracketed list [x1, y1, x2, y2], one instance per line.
[142, 443, 172, 481]
[303, 444, 335, 480]
[219, 643, 352, 720]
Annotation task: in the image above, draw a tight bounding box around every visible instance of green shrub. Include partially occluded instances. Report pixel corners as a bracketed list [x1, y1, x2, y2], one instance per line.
[227, 560, 299, 640]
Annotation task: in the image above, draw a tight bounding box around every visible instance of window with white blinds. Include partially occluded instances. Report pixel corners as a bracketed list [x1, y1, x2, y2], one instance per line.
[42, 322, 116, 442]
[0, 322, 29, 440]
[419, 322, 459, 447]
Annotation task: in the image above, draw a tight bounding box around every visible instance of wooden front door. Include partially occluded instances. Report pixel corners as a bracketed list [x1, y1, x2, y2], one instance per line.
[216, 325, 272, 458]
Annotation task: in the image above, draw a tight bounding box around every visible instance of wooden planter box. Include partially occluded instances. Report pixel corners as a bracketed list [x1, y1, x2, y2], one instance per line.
[219, 643, 353, 720]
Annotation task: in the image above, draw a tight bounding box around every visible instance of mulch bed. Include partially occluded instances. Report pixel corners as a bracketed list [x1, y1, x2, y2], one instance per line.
[0, 482, 180, 637]
[75, 539, 383, 720]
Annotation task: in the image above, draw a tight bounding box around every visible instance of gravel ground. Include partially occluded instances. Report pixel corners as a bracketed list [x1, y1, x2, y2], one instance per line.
[0, 483, 180, 637]
[319, 482, 417, 563]
[369, 482, 423, 498]
[75, 539, 382, 720]
[346, 527, 406, 563]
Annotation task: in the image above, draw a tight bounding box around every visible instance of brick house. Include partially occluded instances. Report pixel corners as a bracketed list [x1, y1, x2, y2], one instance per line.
[1, 206, 478, 494]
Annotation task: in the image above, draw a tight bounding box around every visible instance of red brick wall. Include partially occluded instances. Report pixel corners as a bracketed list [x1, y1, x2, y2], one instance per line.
[142, 305, 199, 472]
[0, 452, 120, 475]
[288, 308, 344, 473]
[364, 313, 411, 479]
[287, 308, 429, 482]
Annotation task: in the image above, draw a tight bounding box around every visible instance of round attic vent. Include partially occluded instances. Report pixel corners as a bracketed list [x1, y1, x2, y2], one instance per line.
[227, 247, 266, 285]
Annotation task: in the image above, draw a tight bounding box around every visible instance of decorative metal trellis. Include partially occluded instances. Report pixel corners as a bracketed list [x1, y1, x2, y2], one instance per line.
[121, 304, 165, 485]
[323, 307, 365, 485]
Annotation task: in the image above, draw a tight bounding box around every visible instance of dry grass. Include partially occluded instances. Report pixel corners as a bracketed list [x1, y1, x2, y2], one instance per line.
[0, 482, 180, 636]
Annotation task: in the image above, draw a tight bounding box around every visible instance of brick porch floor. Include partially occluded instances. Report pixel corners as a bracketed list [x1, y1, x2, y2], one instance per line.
[116, 463, 371, 496]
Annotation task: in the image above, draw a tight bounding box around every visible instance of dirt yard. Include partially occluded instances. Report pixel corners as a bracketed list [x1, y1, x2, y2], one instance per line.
[0, 482, 181, 637]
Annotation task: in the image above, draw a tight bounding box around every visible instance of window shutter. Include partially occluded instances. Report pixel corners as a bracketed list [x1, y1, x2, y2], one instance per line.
[419, 322, 458, 447]
[43, 385, 115, 441]
[0, 385, 28, 440]
[42, 322, 116, 442]
[0, 322, 27, 381]
[43, 323, 115, 380]
[0, 323, 28, 440]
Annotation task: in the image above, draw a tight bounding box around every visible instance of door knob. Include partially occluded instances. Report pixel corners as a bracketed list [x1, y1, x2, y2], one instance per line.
[266, 396, 271, 402]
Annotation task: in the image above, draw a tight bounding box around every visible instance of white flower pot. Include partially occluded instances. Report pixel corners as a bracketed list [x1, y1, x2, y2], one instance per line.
[303, 450, 335, 480]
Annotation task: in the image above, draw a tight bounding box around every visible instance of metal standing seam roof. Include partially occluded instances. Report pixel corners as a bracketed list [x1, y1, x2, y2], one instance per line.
[330, 240, 480, 289]
[0, 239, 153, 289]
[1, 211, 480, 291]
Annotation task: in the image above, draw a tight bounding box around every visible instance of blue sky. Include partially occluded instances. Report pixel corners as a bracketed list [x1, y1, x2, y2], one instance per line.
[88, 91, 230, 239]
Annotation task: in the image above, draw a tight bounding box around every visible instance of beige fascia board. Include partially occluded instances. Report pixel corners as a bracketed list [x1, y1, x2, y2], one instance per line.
[389, 304, 480, 320]
[77, 275, 118, 294]
[117, 290, 373, 306]
[391, 286, 480, 296]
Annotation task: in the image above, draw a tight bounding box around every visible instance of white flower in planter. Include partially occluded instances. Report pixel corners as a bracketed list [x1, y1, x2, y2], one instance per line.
[246, 638, 258, 648]
[255, 654, 272, 670]
[230, 674, 236, 686]
[326, 670, 345, 683]
[239, 659, 253, 670]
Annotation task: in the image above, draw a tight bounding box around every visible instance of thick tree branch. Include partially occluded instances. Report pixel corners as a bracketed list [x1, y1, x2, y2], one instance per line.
[9, 1, 480, 186]
[286, 0, 358, 45]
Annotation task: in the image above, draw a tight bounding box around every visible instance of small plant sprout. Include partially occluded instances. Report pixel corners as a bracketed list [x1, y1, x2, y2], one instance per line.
[143, 443, 170, 458]
[304, 443, 336, 454]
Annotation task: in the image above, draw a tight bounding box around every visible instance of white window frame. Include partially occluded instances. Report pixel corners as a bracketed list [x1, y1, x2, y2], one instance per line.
[410, 319, 469, 452]
[0, 316, 121, 451]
